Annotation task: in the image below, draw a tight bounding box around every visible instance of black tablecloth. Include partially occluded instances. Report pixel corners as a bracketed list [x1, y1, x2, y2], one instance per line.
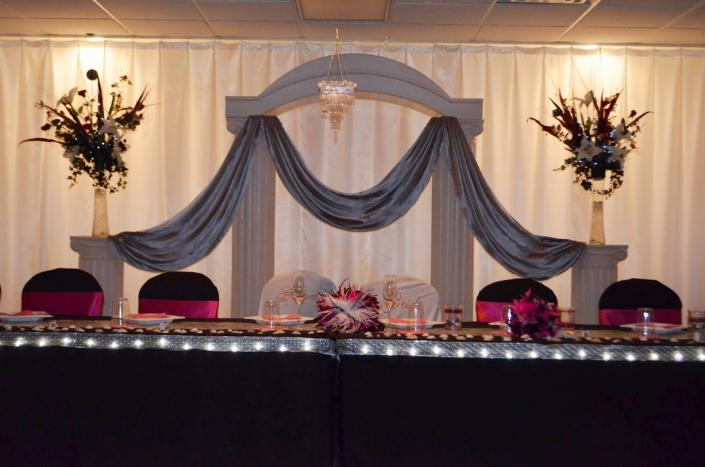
[339, 356, 705, 467]
[1, 347, 335, 467]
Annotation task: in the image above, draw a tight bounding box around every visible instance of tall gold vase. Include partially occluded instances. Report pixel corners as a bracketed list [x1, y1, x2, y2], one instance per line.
[588, 180, 605, 245]
[92, 187, 109, 237]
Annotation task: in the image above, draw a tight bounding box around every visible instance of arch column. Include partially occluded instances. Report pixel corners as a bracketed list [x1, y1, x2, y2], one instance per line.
[431, 121, 483, 319]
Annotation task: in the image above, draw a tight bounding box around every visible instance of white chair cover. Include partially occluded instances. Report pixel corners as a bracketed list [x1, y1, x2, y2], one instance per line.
[363, 275, 440, 321]
[258, 270, 336, 318]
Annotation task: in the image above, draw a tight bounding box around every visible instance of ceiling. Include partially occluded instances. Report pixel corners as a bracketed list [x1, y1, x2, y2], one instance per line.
[0, 0, 703, 46]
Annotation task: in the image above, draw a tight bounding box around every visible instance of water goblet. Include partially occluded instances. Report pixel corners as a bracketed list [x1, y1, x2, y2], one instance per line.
[112, 297, 129, 327]
[688, 309, 705, 330]
[382, 275, 398, 325]
[501, 304, 513, 328]
[637, 307, 653, 336]
[263, 299, 279, 329]
[444, 304, 463, 330]
[407, 300, 425, 332]
[292, 272, 307, 327]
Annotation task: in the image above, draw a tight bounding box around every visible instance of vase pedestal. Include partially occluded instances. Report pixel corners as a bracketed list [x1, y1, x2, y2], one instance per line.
[70, 236, 124, 316]
[570, 245, 628, 324]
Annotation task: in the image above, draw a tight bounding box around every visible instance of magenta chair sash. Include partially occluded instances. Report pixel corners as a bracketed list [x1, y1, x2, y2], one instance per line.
[139, 298, 218, 319]
[22, 291, 104, 317]
[475, 301, 508, 323]
[599, 308, 682, 326]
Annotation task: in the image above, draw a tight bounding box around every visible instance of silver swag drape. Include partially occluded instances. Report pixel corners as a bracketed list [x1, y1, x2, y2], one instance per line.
[110, 116, 586, 279]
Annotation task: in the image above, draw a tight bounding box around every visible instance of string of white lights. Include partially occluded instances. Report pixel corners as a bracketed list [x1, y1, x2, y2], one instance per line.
[1, 331, 704, 362]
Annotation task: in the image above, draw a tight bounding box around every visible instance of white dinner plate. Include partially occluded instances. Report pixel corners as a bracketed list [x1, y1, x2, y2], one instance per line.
[125, 314, 185, 325]
[619, 322, 687, 335]
[382, 318, 444, 329]
[0, 311, 53, 323]
[245, 315, 315, 326]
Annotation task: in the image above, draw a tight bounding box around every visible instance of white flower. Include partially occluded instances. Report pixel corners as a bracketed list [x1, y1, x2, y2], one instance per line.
[98, 119, 121, 142]
[113, 150, 124, 168]
[575, 138, 600, 159]
[575, 90, 594, 108]
[59, 87, 78, 106]
[615, 121, 634, 143]
[63, 146, 79, 163]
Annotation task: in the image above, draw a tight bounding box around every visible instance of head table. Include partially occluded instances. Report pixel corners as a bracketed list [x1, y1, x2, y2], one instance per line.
[1, 318, 704, 467]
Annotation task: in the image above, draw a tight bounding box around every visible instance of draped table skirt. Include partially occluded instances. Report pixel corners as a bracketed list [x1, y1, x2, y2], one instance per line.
[1, 319, 703, 467]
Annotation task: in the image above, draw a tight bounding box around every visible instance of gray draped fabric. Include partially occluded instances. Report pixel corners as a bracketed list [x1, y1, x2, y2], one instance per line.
[110, 115, 585, 278]
[440, 117, 586, 279]
[110, 117, 263, 271]
[262, 117, 440, 231]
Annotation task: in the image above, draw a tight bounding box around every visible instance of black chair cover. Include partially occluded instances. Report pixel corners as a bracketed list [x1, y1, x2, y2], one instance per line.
[22, 268, 102, 293]
[139, 272, 219, 301]
[598, 278, 681, 309]
[477, 278, 557, 304]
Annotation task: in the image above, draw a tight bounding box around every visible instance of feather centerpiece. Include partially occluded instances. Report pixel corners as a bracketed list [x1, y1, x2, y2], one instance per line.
[316, 281, 383, 334]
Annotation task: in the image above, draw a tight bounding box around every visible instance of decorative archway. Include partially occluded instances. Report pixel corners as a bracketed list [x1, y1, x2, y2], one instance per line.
[227, 53, 483, 317]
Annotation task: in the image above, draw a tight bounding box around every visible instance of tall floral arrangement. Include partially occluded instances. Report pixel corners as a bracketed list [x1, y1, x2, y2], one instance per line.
[22, 69, 147, 193]
[530, 90, 650, 197]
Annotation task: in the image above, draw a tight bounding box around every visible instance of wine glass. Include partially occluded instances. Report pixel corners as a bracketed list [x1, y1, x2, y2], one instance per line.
[292, 272, 307, 327]
[382, 275, 398, 325]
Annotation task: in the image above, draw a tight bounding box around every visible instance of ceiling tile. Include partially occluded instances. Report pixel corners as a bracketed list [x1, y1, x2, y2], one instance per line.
[391, 4, 486, 25]
[0, 18, 37, 34]
[582, 6, 692, 28]
[210, 20, 301, 38]
[121, 19, 213, 36]
[475, 25, 565, 43]
[648, 27, 705, 45]
[1, 0, 109, 19]
[1, 18, 128, 35]
[301, 22, 389, 40]
[395, 0, 493, 4]
[562, 26, 664, 44]
[0, 3, 23, 18]
[485, 3, 589, 27]
[99, 0, 202, 20]
[597, 0, 700, 8]
[300, 0, 387, 22]
[390, 24, 477, 42]
[197, 0, 298, 22]
[670, 5, 705, 28]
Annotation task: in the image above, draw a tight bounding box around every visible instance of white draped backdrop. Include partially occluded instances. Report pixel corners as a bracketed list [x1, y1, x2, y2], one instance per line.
[1, 38, 704, 317]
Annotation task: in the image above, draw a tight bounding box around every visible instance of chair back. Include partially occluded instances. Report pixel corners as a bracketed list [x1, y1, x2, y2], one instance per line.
[139, 272, 219, 318]
[363, 275, 440, 321]
[22, 268, 104, 317]
[598, 278, 682, 326]
[475, 278, 557, 322]
[258, 271, 335, 318]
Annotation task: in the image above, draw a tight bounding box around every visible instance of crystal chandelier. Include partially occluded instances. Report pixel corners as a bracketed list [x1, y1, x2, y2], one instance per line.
[318, 29, 357, 140]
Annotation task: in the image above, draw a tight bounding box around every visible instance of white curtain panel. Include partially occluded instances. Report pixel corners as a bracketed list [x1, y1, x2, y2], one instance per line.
[1, 39, 704, 317]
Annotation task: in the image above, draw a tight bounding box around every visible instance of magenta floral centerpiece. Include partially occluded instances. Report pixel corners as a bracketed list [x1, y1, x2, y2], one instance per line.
[316, 281, 383, 334]
[507, 289, 559, 340]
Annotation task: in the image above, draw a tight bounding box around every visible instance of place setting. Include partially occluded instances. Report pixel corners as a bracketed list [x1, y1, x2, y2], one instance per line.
[246, 272, 317, 330]
[0, 310, 54, 323]
[110, 297, 184, 331]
